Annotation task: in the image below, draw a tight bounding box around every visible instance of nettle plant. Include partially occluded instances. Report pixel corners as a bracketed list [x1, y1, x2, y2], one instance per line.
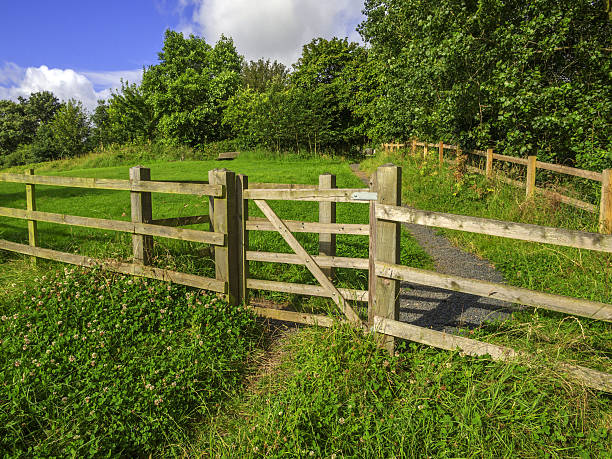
[0, 267, 259, 456]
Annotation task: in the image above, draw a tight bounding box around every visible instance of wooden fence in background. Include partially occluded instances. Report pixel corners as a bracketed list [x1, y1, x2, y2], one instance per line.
[0, 165, 611, 391]
[382, 140, 612, 234]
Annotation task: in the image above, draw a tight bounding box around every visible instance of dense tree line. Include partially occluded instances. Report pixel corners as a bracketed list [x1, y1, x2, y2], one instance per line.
[1, 1, 609, 169]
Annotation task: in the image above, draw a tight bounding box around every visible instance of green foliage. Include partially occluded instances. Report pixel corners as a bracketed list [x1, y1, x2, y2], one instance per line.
[0, 100, 31, 156]
[48, 99, 90, 159]
[141, 30, 242, 148]
[225, 37, 370, 154]
[202, 326, 611, 457]
[241, 59, 289, 92]
[0, 267, 260, 456]
[106, 81, 157, 144]
[359, 0, 612, 169]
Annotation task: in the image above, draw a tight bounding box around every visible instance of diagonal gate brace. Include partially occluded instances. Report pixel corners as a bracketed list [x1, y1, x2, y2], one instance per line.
[254, 199, 364, 328]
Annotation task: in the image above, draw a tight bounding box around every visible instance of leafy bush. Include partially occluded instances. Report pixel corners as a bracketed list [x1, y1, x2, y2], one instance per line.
[0, 267, 259, 456]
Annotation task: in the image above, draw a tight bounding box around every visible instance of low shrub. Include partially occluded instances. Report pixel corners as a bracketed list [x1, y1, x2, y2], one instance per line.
[0, 267, 260, 456]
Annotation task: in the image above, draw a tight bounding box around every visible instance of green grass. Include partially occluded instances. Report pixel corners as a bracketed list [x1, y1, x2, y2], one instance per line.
[0, 149, 431, 315]
[194, 325, 611, 458]
[362, 150, 611, 372]
[1, 147, 610, 457]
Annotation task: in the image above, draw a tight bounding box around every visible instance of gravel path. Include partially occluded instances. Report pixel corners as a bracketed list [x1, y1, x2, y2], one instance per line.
[350, 164, 515, 332]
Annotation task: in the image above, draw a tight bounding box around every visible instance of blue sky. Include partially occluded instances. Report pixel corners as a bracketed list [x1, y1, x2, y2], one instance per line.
[0, 0, 364, 110]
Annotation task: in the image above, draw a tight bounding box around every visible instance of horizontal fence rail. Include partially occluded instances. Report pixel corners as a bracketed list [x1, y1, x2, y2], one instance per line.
[373, 316, 612, 393]
[243, 188, 370, 203]
[0, 207, 224, 245]
[376, 261, 612, 322]
[0, 239, 225, 293]
[0, 173, 224, 196]
[246, 251, 369, 270]
[246, 217, 369, 235]
[376, 204, 612, 253]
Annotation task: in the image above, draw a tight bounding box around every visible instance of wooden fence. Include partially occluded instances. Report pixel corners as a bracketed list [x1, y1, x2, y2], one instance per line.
[0, 165, 611, 392]
[382, 140, 612, 234]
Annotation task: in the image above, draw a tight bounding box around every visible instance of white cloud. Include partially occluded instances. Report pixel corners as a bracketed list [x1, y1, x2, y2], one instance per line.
[0, 63, 142, 112]
[180, 0, 364, 65]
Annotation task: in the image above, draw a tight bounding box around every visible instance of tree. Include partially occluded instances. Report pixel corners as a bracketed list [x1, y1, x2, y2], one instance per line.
[21, 91, 61, 129]
[141, 30, 243, 147]
[0, 100, 29, 156]
[359, 0, 612, 169]
[107, 81, 157, 144]
[242, 59, 289, 92]
[89, 100, 111, 147]
[49, 100, 90, 159]
[291, 37, 369, 153]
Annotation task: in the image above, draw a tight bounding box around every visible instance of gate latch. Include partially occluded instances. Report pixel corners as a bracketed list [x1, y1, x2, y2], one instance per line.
[351, 191, 378, 201]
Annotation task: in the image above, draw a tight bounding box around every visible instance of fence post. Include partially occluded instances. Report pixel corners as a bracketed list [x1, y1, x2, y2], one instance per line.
[236, 174, 249, 304]
[599, 169, 612, 234]
[526, 156, 537, 198]
[319, 173, 336, 279]
[486, 148, 494, 179]
[209, 168, 240, 306]
[411, 139, 417, 156]
[372, 164, 402, 353]
[129, 166, 153, 265]
[438, 141, 444, 167]
[25, 169, 38, 264]
[423, 143, 428, 159]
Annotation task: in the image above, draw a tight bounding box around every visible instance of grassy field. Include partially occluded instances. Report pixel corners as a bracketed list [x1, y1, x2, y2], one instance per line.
[0, 147, 610, 456]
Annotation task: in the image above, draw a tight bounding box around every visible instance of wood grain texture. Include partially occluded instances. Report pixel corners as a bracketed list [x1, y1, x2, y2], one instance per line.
[0, 173, 223, 196]
[319, 174, 336, 278]
[244, 188, 369, 203]
[247, 278, 368, 302]
[25, 169, 38, 264]
[0, 207, 224, 245]
[130, 167, 153, 265]
[373, 165, 402, 352]
[0, 238, 225, 292]
[250, 307, 338, 327]
[373, 316, 612, 393]
[376, 204, 611, 252]
[599, 169, 612, 234]
[526, 156, 537, 198]
[375, 261, 612, 321]
[246, 218, 369, 235]
[246, 251, 368, 269]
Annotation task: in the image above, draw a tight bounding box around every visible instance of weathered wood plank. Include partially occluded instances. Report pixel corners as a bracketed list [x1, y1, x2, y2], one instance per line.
[25, 169, 38, 264]
[373, 164, 402, 352]
[600, 169, 612, 234]
[491, 153, 529, 166]
[244, 188, 370, 203]
[130, 167, 153, 265]
[246, 218, 369, 235]
[376, 204, 612, 253]
[246, 251, 368, 269]
[0, 207, 225, 245]
[247, 278, 368, 302]
[526, 156, 537, 198]
[536, 161, 602, 182]
[367, 174, 378, 325]
[0, 173, 223, 196]
[250, 307, 338, 327]
[373, 317, 612, 393]
[149, 215, 210, 227]
[0, 238, 225, 292]
[237, 174, 249, 305]
[254, 199, 363, 326]
[249, 182, 318, 190]
[319, 174, 336, 279]
[210, 169, 240, 305]
[375, 261, 612, 321]
[486, 149, 494, 178]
